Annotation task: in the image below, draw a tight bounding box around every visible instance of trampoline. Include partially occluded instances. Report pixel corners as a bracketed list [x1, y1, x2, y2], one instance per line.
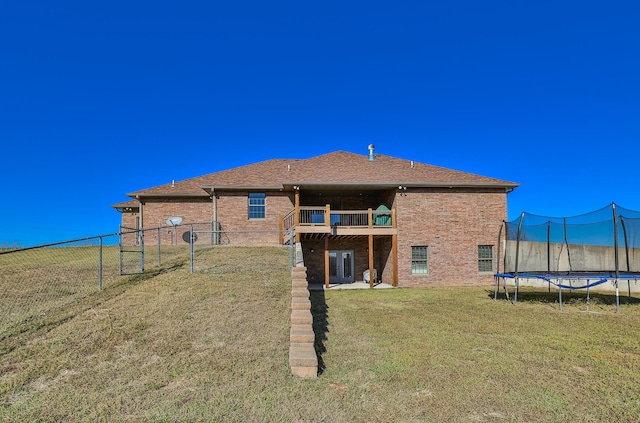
[495, 203, 640, 312]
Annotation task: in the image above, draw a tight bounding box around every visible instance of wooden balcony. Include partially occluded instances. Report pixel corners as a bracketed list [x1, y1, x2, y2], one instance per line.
[281, 205, 397, 242]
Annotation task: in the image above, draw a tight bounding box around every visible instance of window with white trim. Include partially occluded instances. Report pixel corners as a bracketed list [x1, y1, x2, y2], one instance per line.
[478, 245, 494, 272]
[411, 246, 428, 274]
[248, 193, 266, 219]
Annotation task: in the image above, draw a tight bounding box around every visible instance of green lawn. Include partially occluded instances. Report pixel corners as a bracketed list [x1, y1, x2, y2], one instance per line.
[1, 246, 640, 422]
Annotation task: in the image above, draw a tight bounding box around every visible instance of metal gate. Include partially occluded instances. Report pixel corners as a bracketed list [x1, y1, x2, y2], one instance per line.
[119, 226, 144, 275]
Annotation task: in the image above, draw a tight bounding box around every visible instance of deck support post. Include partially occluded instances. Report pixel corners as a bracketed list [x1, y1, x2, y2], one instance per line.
[324, 236, 330, 289]
[294, 190, 300, 243]
[368, 234, 374, 288]
[392, 234, 398, 287]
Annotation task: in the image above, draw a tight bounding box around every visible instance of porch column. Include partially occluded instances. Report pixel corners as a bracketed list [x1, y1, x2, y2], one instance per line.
[295, 190, 300, 243]
[392, 234, 398, 287]
[368, 234, 374, 288]
[324, 236, 330, 288]
[325, 204, 331, 227]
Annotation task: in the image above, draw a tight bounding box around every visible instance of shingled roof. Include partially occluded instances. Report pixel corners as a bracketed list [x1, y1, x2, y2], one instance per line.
[121, 150, 518, 200]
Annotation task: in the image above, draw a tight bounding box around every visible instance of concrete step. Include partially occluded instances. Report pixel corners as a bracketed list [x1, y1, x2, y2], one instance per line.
[291, 309, 313, 324]
[290, 266, 317, 379]
[291, 366, 318, 379]
[292, 274, 308, 283]
[291, 296, 311, 310]
[289, 343, 318, 368]
[292, 277, 308, 287]
[290, 325, 315, 343]
[291, 287, 309, 298]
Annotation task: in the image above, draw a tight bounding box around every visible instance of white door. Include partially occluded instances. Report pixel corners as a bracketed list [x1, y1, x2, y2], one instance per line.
[329, 250, 355, 284]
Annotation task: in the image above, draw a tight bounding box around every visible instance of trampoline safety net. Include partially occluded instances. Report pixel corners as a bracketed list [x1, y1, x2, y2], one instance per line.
[500, 203, 640, 276]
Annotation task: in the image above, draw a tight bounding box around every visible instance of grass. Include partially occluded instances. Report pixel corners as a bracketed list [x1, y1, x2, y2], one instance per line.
[1, 246, 640, 422]
[0, 244, 193, 341]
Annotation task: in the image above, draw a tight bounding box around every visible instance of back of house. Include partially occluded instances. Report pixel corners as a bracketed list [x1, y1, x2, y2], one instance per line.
[113, 146, 519, 287]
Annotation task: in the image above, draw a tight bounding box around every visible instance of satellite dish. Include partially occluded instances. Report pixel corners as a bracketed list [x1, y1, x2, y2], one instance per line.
[166, 216, 183, 226]
[182, 231, 198, 243]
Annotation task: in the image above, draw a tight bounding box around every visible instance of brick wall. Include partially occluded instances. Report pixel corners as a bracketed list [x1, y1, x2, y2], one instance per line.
[120, 212, 139, 229]
[117, 187, 508, 286]
[300, 237, 392, 285]
[119, 211, 139, 246]
[119, 192, 296, 246]
[215, 191, 294, 245]
[394, 188, 507, 287]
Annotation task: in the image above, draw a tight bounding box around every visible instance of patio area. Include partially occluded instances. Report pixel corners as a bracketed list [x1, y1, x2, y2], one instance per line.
[307, 281, 394, 291]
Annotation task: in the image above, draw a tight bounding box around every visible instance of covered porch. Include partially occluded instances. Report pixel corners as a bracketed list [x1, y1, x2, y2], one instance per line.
[295, 232, 398, 288]
[279, 187, 399, 288]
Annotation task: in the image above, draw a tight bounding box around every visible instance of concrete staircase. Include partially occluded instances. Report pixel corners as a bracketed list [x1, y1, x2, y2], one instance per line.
[289, 266, 318, 378]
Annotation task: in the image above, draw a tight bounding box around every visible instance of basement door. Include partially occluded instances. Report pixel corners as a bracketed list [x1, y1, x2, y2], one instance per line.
[329, 250, 355, 284]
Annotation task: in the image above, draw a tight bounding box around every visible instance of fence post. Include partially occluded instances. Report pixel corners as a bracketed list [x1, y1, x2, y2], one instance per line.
[190, 224, 195, 273]
[214, 221, 220, 245]
[140, 229, 145, 274]
[118, 227, 123, 276]
[99, 236, 103, 290]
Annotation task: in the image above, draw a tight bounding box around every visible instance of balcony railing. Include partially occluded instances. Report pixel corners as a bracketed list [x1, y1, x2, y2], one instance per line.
[284, 206, 394, 231]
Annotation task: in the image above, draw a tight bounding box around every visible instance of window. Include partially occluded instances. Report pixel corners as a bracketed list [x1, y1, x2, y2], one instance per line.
[411, 246, 428, 274]
[478, 245, 494, 272]
[248, 193, 266, 219]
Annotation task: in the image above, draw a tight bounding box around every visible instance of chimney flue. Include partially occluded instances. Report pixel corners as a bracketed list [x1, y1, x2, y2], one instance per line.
[368, 144, 376, 161]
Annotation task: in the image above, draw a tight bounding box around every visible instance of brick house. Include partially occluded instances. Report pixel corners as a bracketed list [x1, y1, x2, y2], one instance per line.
[113, 147, 518, 287]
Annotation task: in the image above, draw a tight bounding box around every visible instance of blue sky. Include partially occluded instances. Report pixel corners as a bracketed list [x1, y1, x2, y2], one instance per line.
[1, 0, 639, 245]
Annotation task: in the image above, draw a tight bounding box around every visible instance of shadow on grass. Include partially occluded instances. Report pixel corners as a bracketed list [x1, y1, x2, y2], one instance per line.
[489, 288, 640, 306]
[309, 290, 328, 375]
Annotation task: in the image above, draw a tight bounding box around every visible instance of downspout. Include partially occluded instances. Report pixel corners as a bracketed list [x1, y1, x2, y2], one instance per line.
[137, 196, 143, 229]
[212, 190, 218, 245]
[138, 196, 144, 246]
[212, 189, 217, 223]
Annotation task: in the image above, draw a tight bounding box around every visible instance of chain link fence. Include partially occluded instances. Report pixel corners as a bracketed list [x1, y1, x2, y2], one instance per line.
[1, 223, 295, 342]
[189, 227, 295, 273]
[0, 234, 123, 341]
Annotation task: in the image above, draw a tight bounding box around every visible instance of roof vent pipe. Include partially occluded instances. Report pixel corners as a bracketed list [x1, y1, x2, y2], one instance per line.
[368, 144, 376, 161]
